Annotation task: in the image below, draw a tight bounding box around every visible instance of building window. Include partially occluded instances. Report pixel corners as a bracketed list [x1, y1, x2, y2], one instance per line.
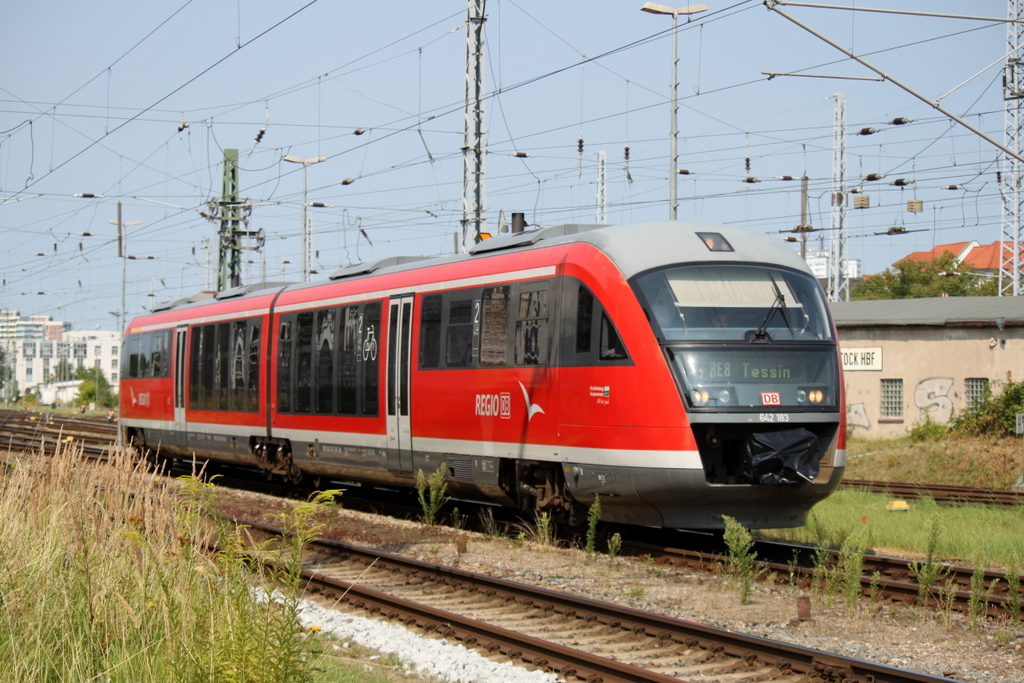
[95, 346, 102, 356]
[965, 378, 989, 409]
[880, 379, 903, 419]
[112, 346, 119, 356]
[111, 372, 118, 383]
[111, 359, 118, 369]
[25, 368, 33, 383]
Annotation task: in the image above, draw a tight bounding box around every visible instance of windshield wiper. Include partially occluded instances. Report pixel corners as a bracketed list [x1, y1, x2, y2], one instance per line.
[750, 273, 793, 343]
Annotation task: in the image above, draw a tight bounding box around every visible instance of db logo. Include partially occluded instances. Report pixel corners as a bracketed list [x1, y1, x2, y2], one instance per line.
[760, 392, 782, 406]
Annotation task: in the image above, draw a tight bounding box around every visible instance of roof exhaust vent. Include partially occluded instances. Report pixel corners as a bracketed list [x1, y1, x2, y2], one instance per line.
[511, 212, 526, 234]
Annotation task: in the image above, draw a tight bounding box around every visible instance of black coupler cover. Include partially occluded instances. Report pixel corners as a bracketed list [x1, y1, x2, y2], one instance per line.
[743, 427, 820, 487]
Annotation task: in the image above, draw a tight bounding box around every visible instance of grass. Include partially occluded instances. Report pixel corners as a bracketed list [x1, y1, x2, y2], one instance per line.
[0, 442, 354, 683]
[757, 488, 1024, 569]
[845, 432, 1023, 489]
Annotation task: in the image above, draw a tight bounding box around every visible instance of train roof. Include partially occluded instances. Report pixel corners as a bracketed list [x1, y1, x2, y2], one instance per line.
[145, 221, 809, 316]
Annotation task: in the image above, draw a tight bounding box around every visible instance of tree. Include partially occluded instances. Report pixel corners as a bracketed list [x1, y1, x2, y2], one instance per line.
[850, 252, 998, 300]
[51, 359, 76, 383]
[75, 365, 117, 409]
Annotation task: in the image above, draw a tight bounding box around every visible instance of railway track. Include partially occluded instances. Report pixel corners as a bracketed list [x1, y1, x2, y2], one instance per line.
[621, 532, 1023, 622]
[0, 409, 116, 457]
[0, 409, 1019, 624]
[240, 517, 962, 683]
[841, 478, 1024, 507]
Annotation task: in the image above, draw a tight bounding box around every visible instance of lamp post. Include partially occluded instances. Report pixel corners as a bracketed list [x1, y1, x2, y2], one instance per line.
[640, 2, 708, 220]
[283, 155, 326, 282]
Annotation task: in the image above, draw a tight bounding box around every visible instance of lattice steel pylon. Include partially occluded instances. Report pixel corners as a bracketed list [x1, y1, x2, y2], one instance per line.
[595, 150, 607, 224]
[1000, 0, 1024, 296]
[460, 0, 487, 253]
[828, 93, 849, 302]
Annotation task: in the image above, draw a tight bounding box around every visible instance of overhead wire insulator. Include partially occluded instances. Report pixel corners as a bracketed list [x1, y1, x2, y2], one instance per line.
[889, 117, 912, 125]
[255, 128, 266, 143]
[514, 152, 528, 158]
[578, 137, 584, 155]
[856, 127, 879, 135]
[863, 173, 886, 181]
[341, 178, 356, 186]
[678, 169, 693, 175]
[624, 145, 630, 161]
[745, 156, 751, 173]
[944, 185, 961, 190]
[742, 177, 760, 184]
[890, 178, 914, 187]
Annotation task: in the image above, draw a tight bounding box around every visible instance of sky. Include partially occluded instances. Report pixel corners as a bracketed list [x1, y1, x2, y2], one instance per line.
[0, 0, 1013, 331]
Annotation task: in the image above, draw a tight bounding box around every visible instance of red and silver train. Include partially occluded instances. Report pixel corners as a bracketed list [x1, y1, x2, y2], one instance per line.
[119, 221, 845, 529]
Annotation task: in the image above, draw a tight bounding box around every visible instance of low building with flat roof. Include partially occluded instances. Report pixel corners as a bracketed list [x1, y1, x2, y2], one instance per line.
[831, 297, 1024, 438]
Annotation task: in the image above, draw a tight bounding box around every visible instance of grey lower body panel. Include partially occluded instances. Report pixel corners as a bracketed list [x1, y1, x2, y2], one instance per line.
[565, 463, 845, 529]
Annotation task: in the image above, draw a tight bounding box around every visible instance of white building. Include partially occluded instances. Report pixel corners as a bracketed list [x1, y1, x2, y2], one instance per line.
[804, 250, 862, 281]
[1, 310, 121, 401]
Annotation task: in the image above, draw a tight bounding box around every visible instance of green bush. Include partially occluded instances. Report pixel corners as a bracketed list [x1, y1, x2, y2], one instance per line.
[948, 379, 1024, 437]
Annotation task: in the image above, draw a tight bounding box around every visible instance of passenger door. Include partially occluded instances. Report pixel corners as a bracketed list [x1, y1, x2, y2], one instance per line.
[171, 326, 188, 445]
[385, 295, 415, 474]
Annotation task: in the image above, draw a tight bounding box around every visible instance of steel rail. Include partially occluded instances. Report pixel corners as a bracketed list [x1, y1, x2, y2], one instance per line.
[241, 517, 963, 683]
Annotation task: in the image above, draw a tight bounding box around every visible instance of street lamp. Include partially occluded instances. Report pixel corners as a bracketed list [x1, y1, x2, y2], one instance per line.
[640, 2, 708, 220]
[283, 155, 326, 282]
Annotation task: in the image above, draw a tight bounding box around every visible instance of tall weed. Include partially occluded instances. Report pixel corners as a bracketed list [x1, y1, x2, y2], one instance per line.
[722, 515, 763, 605]
[416, 461, 450, 526]
[909, 513, 947, 608]
[0, 443, 323, 682]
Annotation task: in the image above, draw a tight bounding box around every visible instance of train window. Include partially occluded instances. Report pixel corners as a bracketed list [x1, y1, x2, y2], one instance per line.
[315, 308, 336, 414]
[446, 299, 474, 368]
[480, 286, 510, 366]
[635, 265, 833, 343]
[150, 332, 165, 378]
[215, 323, 230, 410]
[419, 294, 442, 369]
[188, 330, 201, 407]
[599, 313, 628, 361]
[126, 334, 141, 378]
[575, 286, 594, 354]
[387, 304, 399, 416]
[515, 288, 548, 366]
[338, 306, 359, 414]
[200, 325, 216, 410]
[399, 301, 412, 416]
[230, 320, 247, 411]
[138, 334, 152, 378]
[362, 302, 381, 416]
[247, 322, 260, 410]
[277, 320, 292, 413]
[295, 312, 313, 413]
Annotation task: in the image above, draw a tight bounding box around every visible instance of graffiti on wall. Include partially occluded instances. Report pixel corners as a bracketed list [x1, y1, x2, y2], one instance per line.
[847, 403, 870, 430]
[914, 377, 954, 422]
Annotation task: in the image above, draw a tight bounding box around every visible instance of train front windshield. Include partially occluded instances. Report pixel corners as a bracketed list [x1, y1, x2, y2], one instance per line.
[635, 264, 838, 411]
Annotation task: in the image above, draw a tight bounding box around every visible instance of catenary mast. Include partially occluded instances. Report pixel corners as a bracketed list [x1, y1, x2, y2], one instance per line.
[461, 0, 487, 252]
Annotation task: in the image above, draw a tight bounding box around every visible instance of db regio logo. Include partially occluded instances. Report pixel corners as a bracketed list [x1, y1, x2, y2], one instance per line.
[475, 392, 512, 419]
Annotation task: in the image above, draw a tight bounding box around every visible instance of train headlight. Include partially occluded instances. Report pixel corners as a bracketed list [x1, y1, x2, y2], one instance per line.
[798, 388, 825, 404]
[717, 389, 731, 404]
[692, 390, 709, 405]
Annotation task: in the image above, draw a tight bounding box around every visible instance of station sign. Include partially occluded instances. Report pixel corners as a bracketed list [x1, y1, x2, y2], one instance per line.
[840, 346, 883, 372]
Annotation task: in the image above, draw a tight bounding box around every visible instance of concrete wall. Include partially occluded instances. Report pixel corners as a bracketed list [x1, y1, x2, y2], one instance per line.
[838, 325, 1020, 438]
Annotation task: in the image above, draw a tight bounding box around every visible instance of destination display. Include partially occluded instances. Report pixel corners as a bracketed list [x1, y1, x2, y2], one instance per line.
[670, 346, 838, 410]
